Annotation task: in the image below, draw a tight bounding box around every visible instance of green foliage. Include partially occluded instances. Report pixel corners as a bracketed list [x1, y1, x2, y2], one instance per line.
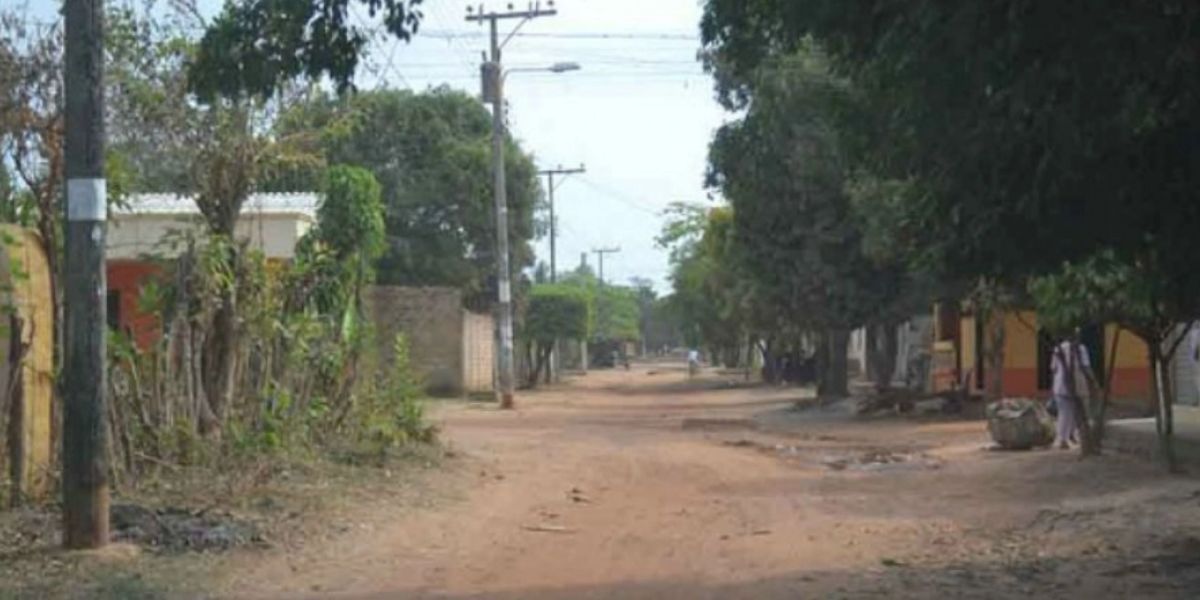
[701, 0, 1200, 310]
[1029, 252, 1155, 340]
[274, 88, 543, 299]
[526, 285, 590, 343]
[337, 334, 436, 464]
[707, 50, 906, 336]
[189, 0, 424, 101]
[659, 205, 746, 351]
[556, 271, 642, 343]
[317, 165, 385, 261]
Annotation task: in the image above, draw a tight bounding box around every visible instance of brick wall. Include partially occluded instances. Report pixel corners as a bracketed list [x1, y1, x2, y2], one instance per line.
[363, 286, 465, 396]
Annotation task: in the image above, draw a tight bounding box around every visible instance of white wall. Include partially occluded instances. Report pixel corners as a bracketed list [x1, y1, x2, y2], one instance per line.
[108, 213, 314, 260]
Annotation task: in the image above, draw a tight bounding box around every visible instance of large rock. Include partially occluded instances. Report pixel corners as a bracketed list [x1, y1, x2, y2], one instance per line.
[987, 398, 1055, 450]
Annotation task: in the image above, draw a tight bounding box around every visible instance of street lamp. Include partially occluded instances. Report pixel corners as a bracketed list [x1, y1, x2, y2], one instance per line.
[483, 59, 580, 408]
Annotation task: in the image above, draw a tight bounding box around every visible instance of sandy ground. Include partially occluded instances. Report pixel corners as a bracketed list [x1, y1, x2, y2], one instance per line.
[224, 365, 1200, 599]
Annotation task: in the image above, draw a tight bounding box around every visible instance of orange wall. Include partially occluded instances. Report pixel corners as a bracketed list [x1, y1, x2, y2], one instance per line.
[107, 260, 164, 349]
[958, 311, 1152, 402]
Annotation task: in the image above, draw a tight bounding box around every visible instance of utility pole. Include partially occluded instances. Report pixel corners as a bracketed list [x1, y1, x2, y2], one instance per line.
[537, 164, 583, 381]
[538, 164, 585, 283]
[592, 246, 619, 368]
[63, 0, 109, 549]
[592, 246, 621, 286]
[469, 2, 558, 409]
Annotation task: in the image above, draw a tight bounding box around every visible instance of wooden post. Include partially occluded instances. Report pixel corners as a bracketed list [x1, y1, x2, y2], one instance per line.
[62, 0, 110, 549]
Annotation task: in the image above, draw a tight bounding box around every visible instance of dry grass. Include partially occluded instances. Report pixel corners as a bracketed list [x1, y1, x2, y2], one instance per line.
[0, 442, 456, 599]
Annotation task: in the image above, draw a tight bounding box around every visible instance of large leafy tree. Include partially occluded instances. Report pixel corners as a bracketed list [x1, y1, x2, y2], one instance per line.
[274, 88, 542, 300]
[658, 204, 748, 367]
[524, 284, 589, 385]
[706, 49, 908, 396]
[702, 1, 1200, 465]
[189, 0, 424, 101]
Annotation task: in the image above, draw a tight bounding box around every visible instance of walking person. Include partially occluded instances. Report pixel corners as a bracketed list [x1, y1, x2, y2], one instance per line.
[687, 348, 700, 378]
[1050, 333, 1096, 450]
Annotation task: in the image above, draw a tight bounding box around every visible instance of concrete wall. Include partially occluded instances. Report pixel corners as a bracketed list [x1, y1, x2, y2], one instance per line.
[363, 286, 465, 396]
[462, 311, 495, 394]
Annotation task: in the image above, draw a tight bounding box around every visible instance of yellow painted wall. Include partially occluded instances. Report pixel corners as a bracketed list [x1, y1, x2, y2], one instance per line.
[1003, 311, 1039, 369]
[0, 226, 54, 500]
[960, 316, 976, 383]
[1105, 326, 1149, 368]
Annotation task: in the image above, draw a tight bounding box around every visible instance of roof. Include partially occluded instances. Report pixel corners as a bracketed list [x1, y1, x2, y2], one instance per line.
[116, 192, 320, 218]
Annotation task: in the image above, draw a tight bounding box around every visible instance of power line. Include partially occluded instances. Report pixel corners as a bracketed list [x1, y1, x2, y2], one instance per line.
[575, 177, 663, 216]
[422, 29, 699, 41]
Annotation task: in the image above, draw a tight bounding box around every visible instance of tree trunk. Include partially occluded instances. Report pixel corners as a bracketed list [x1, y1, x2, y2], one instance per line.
[1150, 339, 1180, 472]
[1089, 328, 1122, 452]
[880, 323, 899, 389]
[760, 338, 779, 385]
[1069, 346, 1097, 457]
[867, 323, 899, 391]
[985, 313, 1005, 401]
[818, 328, 850, 400]
[7, 316, 27, 507]
[864, 326, 877, 382]
[200, 292, 237, 437]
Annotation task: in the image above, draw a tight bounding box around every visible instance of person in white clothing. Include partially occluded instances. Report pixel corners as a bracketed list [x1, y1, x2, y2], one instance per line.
[1050, 336, 1096, 450]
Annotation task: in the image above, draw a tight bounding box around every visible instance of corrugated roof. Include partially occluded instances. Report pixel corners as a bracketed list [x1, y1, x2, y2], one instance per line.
[116, 192, 320, 217]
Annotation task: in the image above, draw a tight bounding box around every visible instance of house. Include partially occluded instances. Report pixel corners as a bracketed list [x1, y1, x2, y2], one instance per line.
[934, 303, 1154, 406]
[106, 192, 319, 347]
[848, 316, 935, 390]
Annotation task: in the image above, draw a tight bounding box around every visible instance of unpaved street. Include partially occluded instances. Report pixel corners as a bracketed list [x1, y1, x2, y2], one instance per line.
[229, 366, 1200, 599]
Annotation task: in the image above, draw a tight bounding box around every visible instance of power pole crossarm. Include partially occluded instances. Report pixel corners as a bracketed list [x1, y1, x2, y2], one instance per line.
[592, 246, 621, 286]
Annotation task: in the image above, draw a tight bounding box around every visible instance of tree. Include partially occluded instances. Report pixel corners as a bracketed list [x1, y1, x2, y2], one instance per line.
[296, 164, 386, 316]
[189, 0, 425, 101]
[702, 1, 1200, 465]
[658, 204, 747, 368]
[1030, 252, 1188, 467]
[274, 88, 542, 301]
[706, 49, 907, 396]
[524, 285, 589, 386]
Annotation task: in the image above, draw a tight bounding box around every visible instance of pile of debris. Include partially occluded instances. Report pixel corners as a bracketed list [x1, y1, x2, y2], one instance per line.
[110, 503, 264, 553]
[855, 388, 965, 416]
[986, 398, 1054, 450]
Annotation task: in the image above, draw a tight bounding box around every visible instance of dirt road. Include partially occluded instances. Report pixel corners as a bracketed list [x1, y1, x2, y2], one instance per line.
[229, 366, 1200, 599]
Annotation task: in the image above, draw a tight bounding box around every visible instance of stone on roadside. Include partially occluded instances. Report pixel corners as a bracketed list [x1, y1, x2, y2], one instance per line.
[986, 398, 1054, 450]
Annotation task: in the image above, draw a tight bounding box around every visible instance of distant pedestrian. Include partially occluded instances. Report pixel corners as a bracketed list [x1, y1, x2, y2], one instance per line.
[687, 348, 700, 377]
[1051, 335, 1095, 450]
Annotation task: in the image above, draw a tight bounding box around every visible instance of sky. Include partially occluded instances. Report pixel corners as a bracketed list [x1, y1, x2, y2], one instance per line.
[12, 0, 729, 292]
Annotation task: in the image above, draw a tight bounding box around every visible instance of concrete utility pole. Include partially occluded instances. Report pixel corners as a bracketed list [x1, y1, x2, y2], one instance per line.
[63, 0, 110, 549]
[469, 2, 559, 409]
[538, 164, 585, 283]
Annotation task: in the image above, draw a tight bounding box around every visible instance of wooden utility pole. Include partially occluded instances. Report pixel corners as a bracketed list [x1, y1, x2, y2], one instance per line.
[63, 0, 110, 548]
[538, 164, 585, 283]
[468, 1, 558, 409]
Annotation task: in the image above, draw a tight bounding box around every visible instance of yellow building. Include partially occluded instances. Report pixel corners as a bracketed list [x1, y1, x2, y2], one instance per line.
[934, 305, 1152, 406]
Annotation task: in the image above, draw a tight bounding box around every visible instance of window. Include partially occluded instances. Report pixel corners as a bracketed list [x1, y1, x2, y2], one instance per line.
[107, 290, 121, 331]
